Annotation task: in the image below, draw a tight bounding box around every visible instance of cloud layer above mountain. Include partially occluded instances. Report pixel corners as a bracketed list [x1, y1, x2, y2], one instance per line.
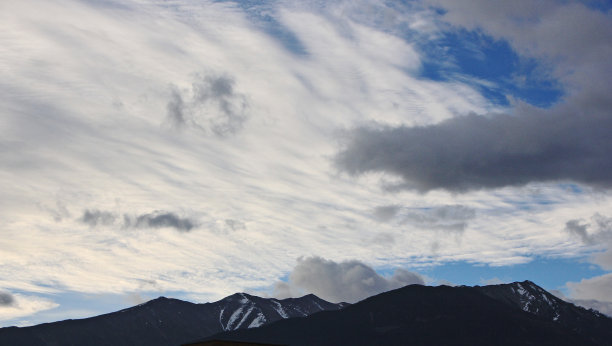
[274, 257, 425, 303]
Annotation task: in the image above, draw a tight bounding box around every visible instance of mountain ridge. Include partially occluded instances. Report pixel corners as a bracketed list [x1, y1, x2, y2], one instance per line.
[195, 281, 612, 346]
[2, 281, 611, 346]
[0, 292, 346, 346]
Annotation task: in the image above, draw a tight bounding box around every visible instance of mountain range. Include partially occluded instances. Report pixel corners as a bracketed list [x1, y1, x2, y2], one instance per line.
[1, 280, 611, 346]
[193, 281, 612, 346]
[0, 292, 346, 346]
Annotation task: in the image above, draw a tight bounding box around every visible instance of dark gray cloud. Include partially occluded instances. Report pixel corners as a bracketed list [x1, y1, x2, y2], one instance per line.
[565, 213, 612, 247]
[335, 100, 612, 192]
[79, 210, 197, 232]
[167, 72, 249, 137]
[0, 292, 15, 306]
[336, 0, 612, 193]
[80, 209, 117, 227]
[372, 205, 400, 222]
[565, 219, 594, 245]
[402, 205, 475, 232]
[565, 213, 612, 270]
[129, 211, 195, 232]
[274, 256, 425, 303]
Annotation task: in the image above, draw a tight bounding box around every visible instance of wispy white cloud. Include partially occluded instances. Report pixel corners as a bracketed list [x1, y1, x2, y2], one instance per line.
[0, 0, 493, 298]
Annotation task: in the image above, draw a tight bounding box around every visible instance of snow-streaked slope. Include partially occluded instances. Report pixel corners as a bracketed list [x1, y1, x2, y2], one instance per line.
[214, 292, 347, 332]
[474, 280, 611, 341]
[199, 283, 612, 346]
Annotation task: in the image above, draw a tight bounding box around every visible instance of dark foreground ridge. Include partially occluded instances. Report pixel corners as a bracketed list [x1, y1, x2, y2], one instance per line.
[0, 293, 346, 346]
[193, 281, 612, 346]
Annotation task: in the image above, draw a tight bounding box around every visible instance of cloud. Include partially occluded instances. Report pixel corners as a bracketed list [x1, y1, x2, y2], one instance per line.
[567, 273, 612, 303]
[41, 200, 71, 222]
[274, 256, 425, 303]
[81, 209, 117, 227]
[167, 72, 249, 137]
[371, 232, 396, 246]
[0, 292, 15, 307]
[436, 279, 456, 287]
[374, 205, 475, 231]
[272, 281, 293, 300]
[372, 205, 400, 222]
[125, 292, 148, 306]
[550, 288, 612, 317]
[427, 0, 612, 102]
[3, 0, 611, 326]
[402, 205, 475, 232]
[78, 210, 197, 232]
[335, 1, 612, 193]
[480, 277, 506, 286]
[0, 293, 58, 323]
[128, 211, 196, 232]
[335, 102, 612, 192]
[564, 213, 612, 270]
[563, 213, 612, 316]
[224, 219, 246, 231]
[565, 219, 594, 245]
[4, 0, 493, 312]
[568, 299, 612, 318]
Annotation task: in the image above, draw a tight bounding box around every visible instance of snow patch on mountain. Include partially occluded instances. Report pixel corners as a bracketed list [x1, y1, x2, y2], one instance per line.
[248, 312, 266, 328]
[272, 300, 289, 318]
[226, 306, 244, 330]
[235, 306, 254, 329]
[239, 293, 250, 304]
[219, 308, 226, 330]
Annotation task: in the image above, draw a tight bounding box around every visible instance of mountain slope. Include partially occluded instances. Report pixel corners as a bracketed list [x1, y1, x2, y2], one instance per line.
[0, 293, 346, 346]
[474, 280, 612, 344]
[197, 283, 612, 346]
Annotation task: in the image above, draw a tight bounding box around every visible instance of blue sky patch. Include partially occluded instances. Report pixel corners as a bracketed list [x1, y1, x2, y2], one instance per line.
[417, 257, 606, 293]
[416, 29, 562, 108]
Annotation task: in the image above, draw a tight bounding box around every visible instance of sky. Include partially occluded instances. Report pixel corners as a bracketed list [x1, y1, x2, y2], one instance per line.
[1, 0, 612, 327]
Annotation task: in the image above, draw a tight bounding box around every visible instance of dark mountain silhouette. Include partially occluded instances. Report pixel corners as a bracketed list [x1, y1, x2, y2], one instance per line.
[194, 281, 612, 346]
[0, 293, 346, 346]
[474, 280, 612, 344]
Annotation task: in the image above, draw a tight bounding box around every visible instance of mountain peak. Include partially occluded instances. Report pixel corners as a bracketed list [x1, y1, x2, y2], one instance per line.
[220, 292, 254, 305]
[143, 296, 182, 305]
[516, 279, 539, 288]
[302, 293, 318, 299]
